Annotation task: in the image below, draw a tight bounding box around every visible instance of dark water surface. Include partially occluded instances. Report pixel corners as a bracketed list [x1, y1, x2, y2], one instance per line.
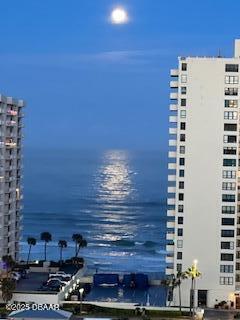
[22, 149, 168, 275]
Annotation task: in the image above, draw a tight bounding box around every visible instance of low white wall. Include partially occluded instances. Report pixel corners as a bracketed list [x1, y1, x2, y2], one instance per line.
[29, 267, 59, 273]
[11, 292, 59, 304]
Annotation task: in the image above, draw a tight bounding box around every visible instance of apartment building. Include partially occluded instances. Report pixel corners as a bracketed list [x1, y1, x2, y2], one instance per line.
[0, 94, 24, 261]
[166, 39, 240, 308]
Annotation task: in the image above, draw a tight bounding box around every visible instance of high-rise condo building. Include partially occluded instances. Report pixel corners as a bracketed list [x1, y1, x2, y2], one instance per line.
[0, 95, 24, 261]
[166, 39, 240, 308]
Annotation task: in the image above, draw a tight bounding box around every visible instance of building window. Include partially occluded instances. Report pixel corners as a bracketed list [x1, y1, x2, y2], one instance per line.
[177, 252, 182, 260]
[178, 205, 184, 213]
[181, 99, 186, 106]
[223, 147, 237, 155]
[222, 194, 235, 202]
[179, 181, 184, 189]
[222, 182, 236, 191]
[222, 218, 235, 226]
[181, 63, 187, 71]
[221, 230, 234, 238]
[177, 263, 182, 272]
[223, 159, 236, 167]
[177, 228, 183, 236]
[180, 110, 186, 118]
[221, 242, 234, 250]
[224, 123, 237, 131]
[225, 76, 239, 84]
[181, 75, 187, 83]
[225, 64, 239, 72]
[222, 206, 235, 214]
[222, 170, 236, 179]
[225, 87, 238, 96]
[220, 277, 233, 285]
[180, 146, 185, 154]
[179, 169, 185, 177]
[177, 240, 183, 248]
[181, 87, 187, 95]
[225, 100, 238, 108]
[220, 265, 234, 273]
[178, 193, 184, 201]
[180, 134, 185, 142]
[178, 217, 184, 224]
[180, 122, 186, 130]
[179, 158, 185, 166]
[221, 253, 234, 261]
[223, 135, 237, 143]
[224, 111, 238, 120]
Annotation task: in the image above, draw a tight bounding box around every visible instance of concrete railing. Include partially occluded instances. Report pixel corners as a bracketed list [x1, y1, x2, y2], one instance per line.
[58, 266, 86, 302]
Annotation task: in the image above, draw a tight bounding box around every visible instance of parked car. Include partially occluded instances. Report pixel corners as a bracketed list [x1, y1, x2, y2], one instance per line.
[47, 278, 67, 287]
[48, 275, 71, 282]
[49, 271, 71, 278]
[38, 284, 60, 292]
[11, 271, 21, 281]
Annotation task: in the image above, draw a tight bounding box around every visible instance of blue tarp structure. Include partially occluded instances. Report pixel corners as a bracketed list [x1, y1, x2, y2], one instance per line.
[122, 274, 132, 287]
[94, 273, 119, 286]
[134, 273, 149, 289]
[122, 273, 149, 289]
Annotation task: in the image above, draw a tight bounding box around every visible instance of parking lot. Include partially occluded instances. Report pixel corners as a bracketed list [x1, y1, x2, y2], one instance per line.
[15, 272, 49, 292]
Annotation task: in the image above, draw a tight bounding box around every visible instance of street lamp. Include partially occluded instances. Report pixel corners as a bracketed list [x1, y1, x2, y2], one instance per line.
[192, 259, 198, 318]
[79, 288, 84, 314]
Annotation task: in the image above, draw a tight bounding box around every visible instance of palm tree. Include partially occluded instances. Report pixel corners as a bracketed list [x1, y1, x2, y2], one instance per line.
[40, 232, 52, 261]
[76, 238, 87, 257]
[185, 262, 201, 316]
[176, 271, 188, 312]
[72, 234, 83, 257]
[27, 237, 37, 264]
[1, 278, 15, 302]
[58, 240, 67, 262]
[161, 274, 176, 306]
[2, 255, 15, 277]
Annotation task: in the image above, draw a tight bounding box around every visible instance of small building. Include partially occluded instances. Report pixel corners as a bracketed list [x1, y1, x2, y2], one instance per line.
[8, 309, 72, 320]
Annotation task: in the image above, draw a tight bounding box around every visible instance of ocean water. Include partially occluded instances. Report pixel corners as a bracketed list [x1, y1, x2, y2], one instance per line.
[21, 149, 168, 275]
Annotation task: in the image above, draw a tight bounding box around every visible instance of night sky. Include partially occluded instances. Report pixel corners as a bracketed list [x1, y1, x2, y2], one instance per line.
[0, 0, 238, 150]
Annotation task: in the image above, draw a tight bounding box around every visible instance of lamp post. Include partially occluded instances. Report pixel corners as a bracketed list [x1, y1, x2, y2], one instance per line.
[192, 259, 198, 318]
[79, 288, 84, 314]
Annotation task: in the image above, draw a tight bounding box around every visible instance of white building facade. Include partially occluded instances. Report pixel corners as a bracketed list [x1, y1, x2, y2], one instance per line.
[0, 94, 24, 261]
[166, 39, 240, 308]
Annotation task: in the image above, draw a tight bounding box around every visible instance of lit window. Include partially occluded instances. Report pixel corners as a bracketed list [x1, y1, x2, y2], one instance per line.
[224, 111, 238, 120]
[181, 75, 187, 83]
[177, 240, 183, 248]
[225, 76, 239, 84]
[180, 110, 186, 118]
[225, 100, 238, 108]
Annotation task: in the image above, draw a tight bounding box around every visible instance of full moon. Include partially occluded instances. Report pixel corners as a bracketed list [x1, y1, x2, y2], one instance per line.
[111, 7, 128, 24]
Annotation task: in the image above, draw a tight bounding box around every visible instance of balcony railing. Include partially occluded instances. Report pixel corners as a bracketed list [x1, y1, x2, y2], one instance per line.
[170, 69, 179, 77]
[7, 110, 18, 116]
[6, 121, 16, 126]
[5, 142, 17, 148]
